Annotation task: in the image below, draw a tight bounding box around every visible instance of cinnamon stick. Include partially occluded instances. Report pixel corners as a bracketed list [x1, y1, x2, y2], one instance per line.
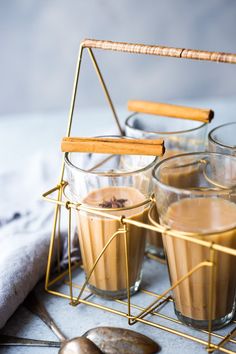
[128, 100, 214, 123]
[61, 137, 165, 156]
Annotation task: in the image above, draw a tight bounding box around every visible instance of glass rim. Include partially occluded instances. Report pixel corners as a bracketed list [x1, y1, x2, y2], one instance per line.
[65, 135, 158, 177]
[125, 112, 207, 135]
[152, 151, 236, 196]
[208, 122, 236, 150]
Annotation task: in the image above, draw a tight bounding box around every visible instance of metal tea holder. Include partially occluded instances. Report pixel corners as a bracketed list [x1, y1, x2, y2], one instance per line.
[43, 39, 236, 353]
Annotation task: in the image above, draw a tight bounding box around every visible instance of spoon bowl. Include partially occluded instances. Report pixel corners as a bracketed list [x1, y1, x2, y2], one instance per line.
[84, 327, 161, 354]
[59, 337, 102, 354]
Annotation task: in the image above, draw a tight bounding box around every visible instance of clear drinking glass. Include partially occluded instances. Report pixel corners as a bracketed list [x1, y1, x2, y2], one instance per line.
[65, 137, 157, 300]
[208, 122, 236, 155]
[153, 152, 236, 329]
[125, 113, 208, 259]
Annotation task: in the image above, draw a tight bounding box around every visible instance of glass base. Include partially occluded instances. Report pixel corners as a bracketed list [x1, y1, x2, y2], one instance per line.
[146, 244, 166, 260]
[175, 308, 234, 330]
[87, 277, 141, 300]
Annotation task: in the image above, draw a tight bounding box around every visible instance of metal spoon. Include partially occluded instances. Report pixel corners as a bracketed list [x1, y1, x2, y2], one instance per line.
[0, 331, 161, 353]
[24, 292, 102, 354]
[24, 292, 160, 353]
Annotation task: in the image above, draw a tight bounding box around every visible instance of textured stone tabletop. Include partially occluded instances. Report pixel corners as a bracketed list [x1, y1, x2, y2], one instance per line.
[1, 258, 236, 354]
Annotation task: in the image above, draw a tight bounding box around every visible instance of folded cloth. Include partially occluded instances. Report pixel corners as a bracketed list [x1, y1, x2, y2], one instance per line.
[0, 151, 63, 328]
[0, 139, 115, 328]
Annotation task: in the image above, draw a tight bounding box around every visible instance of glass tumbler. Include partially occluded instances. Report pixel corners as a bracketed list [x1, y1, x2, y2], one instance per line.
[65, 138, 157, 299]
[208, 122, 236, 155]
[153, 152, 236, 329]
[125, 113, 208, 259]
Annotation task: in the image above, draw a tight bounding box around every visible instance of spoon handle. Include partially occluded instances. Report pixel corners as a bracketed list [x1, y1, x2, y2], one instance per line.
[24, 292, 66, 342]
[0, 335, 61, 347]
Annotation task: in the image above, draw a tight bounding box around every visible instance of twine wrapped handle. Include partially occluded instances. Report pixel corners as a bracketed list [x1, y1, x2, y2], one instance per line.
[61, 137, 165, 156]
[128, 100, 214, 123]
[82, 39, 236, 64]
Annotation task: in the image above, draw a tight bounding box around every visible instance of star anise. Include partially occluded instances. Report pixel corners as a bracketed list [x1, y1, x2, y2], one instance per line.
[99, 196, 128, 208]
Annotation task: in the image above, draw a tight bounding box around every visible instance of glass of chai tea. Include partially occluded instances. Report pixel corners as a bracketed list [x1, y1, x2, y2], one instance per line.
[125, 113, 207, 260]
[65, 137, 157, 300]
[208, 122, 236, 155]
[152, 152, 236, 329]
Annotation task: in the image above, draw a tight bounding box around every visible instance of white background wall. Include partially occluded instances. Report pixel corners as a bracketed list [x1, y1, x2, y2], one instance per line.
[0, 0, 235, 116]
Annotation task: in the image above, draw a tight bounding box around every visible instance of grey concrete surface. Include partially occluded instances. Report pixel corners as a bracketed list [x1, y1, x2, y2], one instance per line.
[1, 259, 236, 354]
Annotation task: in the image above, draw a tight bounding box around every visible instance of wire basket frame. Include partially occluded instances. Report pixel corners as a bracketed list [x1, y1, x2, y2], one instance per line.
[43, 39, 236, 353]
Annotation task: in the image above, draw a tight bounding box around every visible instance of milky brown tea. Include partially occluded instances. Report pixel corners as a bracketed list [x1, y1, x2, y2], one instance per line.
[162, 197, 236, 328]
[77, 186, 148, 299]
[125, 113, 208, 259]
[65, 141, 158, 299]
[146, 151, 201, 258]
[153, 152, 236, 329]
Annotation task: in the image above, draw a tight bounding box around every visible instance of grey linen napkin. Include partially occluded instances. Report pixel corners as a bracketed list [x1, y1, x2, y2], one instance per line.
[0, 151, 67, 328]
[0, 203, 54, 328]
[0, 149, 113, 328]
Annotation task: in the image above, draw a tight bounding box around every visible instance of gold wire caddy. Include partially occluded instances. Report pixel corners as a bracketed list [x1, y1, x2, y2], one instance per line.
[43, 39, 236, 353]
